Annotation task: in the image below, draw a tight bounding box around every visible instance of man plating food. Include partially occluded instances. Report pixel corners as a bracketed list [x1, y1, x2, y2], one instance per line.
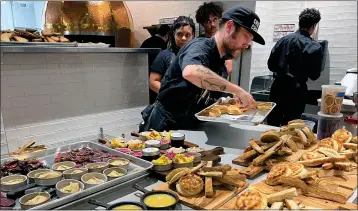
[139, 6, 265, 132]
[267, 8, 323, 126]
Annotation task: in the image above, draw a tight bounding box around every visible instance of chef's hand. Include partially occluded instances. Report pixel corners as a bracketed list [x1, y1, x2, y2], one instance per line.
[235, 89, 256, 108]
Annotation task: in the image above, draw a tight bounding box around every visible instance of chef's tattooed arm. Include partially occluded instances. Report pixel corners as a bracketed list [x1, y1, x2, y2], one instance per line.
[182, 64, 245, 94]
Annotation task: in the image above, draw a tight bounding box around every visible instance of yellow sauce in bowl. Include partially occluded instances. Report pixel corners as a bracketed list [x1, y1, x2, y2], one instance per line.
[144, 194, 176, 208]
[112, 204, 142, 210]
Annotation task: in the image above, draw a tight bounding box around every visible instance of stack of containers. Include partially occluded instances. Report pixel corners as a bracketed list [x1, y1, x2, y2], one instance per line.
[317, 85, 347, 140]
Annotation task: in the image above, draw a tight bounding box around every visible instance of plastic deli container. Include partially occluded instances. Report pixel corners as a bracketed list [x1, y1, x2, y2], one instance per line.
[320, 85, 347, 115]
[317, 111, 343, 140]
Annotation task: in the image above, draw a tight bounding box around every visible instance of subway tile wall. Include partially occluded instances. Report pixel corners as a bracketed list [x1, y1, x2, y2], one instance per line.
[1, 52, 149, 154]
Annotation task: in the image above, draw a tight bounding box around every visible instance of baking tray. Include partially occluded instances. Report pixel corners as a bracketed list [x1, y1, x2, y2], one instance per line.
[195, 101, 276, 126]
[1, 139, 153, 210]
[0, 41, 78, 47]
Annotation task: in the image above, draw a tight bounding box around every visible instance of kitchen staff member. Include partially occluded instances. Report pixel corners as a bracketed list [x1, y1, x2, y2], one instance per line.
[149, 16, 196, 102]
[139, 6, 265, 132]
[196, 2, 233, 77]
[267, 8, 323, 126]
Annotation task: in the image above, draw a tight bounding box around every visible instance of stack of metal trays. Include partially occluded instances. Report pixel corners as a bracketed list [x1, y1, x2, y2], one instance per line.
[1, 136, 153, 210]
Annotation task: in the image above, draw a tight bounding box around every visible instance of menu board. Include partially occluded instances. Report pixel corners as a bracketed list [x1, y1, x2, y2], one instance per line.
[273, 24, 295, 42]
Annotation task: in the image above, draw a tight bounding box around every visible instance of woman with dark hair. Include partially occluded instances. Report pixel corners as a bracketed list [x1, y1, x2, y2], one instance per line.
[149, 16, 195, 101]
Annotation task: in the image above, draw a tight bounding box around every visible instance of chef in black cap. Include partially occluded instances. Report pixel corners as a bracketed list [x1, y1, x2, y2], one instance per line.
[139, 6, 265, 132]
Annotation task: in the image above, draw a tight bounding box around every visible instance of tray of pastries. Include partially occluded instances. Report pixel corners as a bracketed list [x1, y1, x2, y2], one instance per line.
[195, 97, 276, 125]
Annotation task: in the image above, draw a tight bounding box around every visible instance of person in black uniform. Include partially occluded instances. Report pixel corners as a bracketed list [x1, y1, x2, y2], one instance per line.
[267, 8, 323, 127]
[195, 2, 223, 38]
[139, 6, 265, 132]
[141, 25, 171, 104]
[140, 24, 170, 50]
[196, 2, 233, 78]
[149, 16, 196, 103]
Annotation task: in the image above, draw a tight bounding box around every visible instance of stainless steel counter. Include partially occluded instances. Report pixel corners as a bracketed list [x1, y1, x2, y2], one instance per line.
[0, 46, 161, 53]
[53, 122, 357, 209]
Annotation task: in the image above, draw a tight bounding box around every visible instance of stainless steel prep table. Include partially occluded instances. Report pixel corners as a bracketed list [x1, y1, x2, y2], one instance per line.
[55, 123, 357, 210]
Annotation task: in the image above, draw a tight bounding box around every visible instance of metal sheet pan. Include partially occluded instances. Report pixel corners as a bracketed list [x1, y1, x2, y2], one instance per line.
[195, 101, 277, 126]
[2, 140, 153, 210]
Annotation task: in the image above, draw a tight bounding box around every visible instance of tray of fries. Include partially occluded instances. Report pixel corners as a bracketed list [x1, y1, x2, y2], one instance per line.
[195, 97, 276, 125]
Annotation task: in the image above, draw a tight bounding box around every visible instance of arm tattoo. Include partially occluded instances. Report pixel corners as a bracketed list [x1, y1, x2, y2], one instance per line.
[196, 67, 214, 76]
[199, 77, 227, 91]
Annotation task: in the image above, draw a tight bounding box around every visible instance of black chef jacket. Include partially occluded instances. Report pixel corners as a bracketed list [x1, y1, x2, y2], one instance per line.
[267, 30, 323, 126]
[149, 48, 175, 104]
[139, 37, 230, 132]
[267, 30, 323, 83]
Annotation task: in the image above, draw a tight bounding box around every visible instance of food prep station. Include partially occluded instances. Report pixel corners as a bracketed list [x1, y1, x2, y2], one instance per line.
[1, 121, 357, 210]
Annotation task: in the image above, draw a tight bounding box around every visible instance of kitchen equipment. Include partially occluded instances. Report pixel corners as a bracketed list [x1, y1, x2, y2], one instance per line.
[56, 179, 85, 198]
[19, 192, 51, 210]
[317, 112, 343, 140]
[133, 184, 179, 210]
[88, 198, 146, 210]
[340, 68, 357, 98]
[0, 175, 28, 192]
[250, 75, 274, 102]
[34, 170, 63, 186]
[52, 161, 76, 173]
[81, 173, 107, 189]
[103, 167, 127, 181]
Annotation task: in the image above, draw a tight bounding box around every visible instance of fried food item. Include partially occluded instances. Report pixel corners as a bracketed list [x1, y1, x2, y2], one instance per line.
[266, 188, 298, 204]
[13, 36, 28, 42]
[59, 36, 69, 42]
[300, 151, 325, 161]
[176, 174, 204, 197]
[1, 33, 12, 41]
[214, 104, 229, 114]
[200, 108, 221, 117]
[167, 168, 190, 185]
[332, 128, 352, 143]
[165, 168, 189, 183]
[227, 105, 243, 115]
[256, 102, 273, 110]
[318, 138, 341, 152]
[235, 189, 267, 210]
[298, 156, 348, 167]
[317, 148, 340, 157]
[266, 163, 293, 185]
[215, 169, 247, 187]
[301, 127, 316, 142]
[260, 130, 280, 143]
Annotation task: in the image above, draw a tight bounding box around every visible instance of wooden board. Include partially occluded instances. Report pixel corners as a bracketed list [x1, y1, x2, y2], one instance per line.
[153, 181, 249, 210]
[151, 155, 221, 181]
[220, 180, 357, 210]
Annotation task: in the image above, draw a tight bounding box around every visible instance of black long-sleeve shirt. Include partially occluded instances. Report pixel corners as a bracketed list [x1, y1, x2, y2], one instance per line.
[268, 30, 323, 83]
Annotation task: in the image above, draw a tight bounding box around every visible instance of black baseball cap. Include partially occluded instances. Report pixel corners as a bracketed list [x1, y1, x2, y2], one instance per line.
[222, 6, 265, 45]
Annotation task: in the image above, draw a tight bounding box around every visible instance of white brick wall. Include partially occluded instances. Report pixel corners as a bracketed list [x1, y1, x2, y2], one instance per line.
[250, 1, 357, 89]
[1, 51, 149, 153]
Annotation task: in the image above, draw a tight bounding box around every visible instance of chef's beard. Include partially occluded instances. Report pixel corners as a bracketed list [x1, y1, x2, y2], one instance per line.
[223, 33, 245, 59]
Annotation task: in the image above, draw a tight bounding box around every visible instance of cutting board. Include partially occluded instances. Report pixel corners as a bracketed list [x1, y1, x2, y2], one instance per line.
[220, 180, 357, 210]
[153, 181, 249, 210]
